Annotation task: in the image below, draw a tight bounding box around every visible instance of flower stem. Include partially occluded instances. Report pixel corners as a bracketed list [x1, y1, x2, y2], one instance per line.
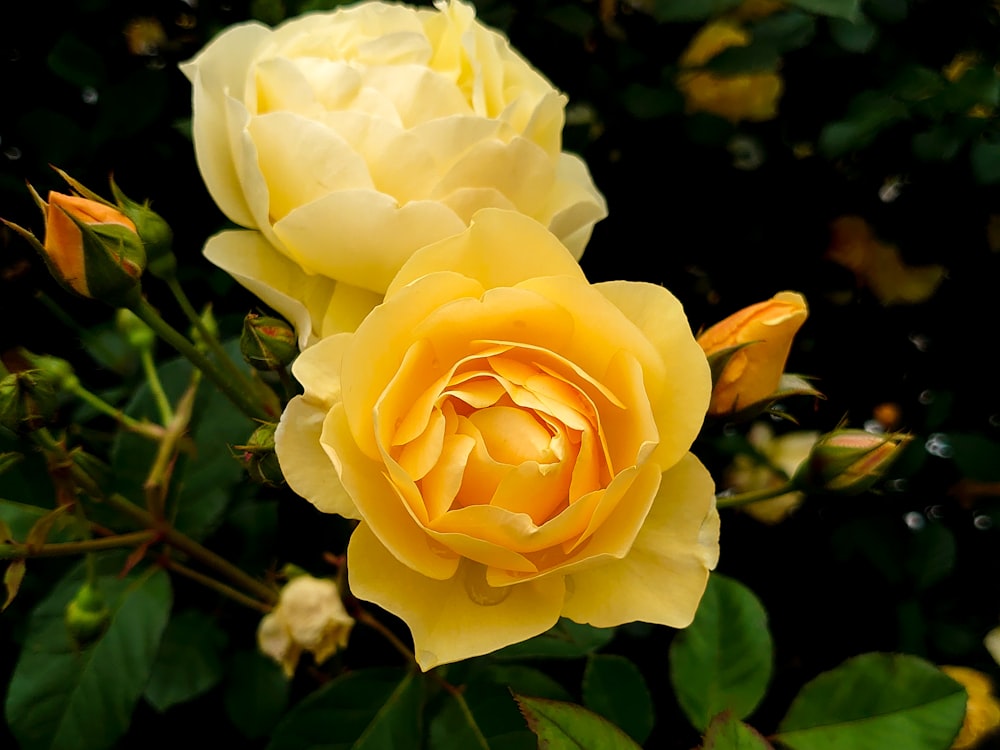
[355, 607, 417, 666]
[0, 530, 157, 560]
[66, 382, 165, 441]
[128, 297, 272, 422]
[716, 481, 799, 509]
[140, 348, 174, 424]
[163, 558, 272, 613]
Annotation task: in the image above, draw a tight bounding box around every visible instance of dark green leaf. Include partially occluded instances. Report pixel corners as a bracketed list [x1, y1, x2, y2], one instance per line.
[145, 610, 228, 712]
[752, 11, 817, 51]
[516, 695, 642, 750]
[819, 93, 907, 157]
[583, 655, 654, 744]
[787, 0, 860, 21]
[702, 712, 774, 749]
[669, 574, 773, 732]
[828, 16, 878, 53]
[650, 0, 744, 22]
[972, 140, 1000, 185]
[865, 0, 908, 22]
[479, 664, 573, 702]
[492, 618, 615, 660]
[5, 559, 171, 750]
[906, 524, 956, 590]
[775, 653, 966, 750]
[912, 126, 964, 162]
[267, 668, 423, 750]
[46, 33, 107, 88]
[621, 83, 682, 120]
[947, 433, 1000, 481]
[224, 651, 290, 741]
[704, 45, 782, 75]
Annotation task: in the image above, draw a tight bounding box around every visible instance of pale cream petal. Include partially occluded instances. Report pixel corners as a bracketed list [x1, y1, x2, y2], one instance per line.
[596, 281, 711, 470]
[317, 283, 383, 341]
[289, 333, 350, 405]
[348, 524, 565, 669]
[273, 191, 467, 293]
[387, 208, 585, 296]
[544, 153, 609, 260]
[249, 112, 374, 222]
[180, 23, 270, 228]
[438, 187, 517, 224]
[559, 454, 719, 627]
[275, 397, 359, 519]
[324, 403, 460, 580]
[361, 64, 472, 125]
[202, 229, 332, 349]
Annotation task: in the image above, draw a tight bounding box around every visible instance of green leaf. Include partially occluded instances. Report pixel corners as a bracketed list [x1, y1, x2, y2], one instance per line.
[479, 664, 573, 702]
[702, 712, 774, 749]
[786, 0, 860, 21]
[669, 574, 773, 732]
[516, 695, 642, 750]
[267, 668, 423, 750]
[828, 16, 878, 53]
[650, 0, 744, 22]
[912, 126, 964, 162]
[46, 33, 107, 88]
[865, 0, 908, 22]
[906, 523, 956, 591]
[5, 559, 172, 750]
[752, 11, 817, 51]
[224, 651, 290, 741]
[144, 610, 228, 712]
[492, 618, 615, 660]
[704, 45, 782, 75]
[948, 433, 1000, 481]
[819, 92, 908, 157]
[775, 653, 966, 750]
[583, 655, 654, 744]
[621, 83, 682, 121]
[971, 140, 1000, 185]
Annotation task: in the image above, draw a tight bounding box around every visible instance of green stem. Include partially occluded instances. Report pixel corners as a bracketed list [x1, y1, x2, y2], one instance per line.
[356, 607, 417, 667]
[128, 298, 271, 422]
[716, 481, 799, 509]
[0, 531, 157, 560]
[67, 382, 164, 440]
[164, 277, 264, 402]
[140, 348, 174, 424]
[164, 559, 272, 613]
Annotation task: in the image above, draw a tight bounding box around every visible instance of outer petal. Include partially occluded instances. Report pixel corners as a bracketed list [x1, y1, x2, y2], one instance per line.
[387, 208, 585, 297]
[560, 453, 719, 627]
[202, 229, 378, 349]
[275, 397, 359, 518]
[596, 280, 711, 469]
[348, 522, 565, 670]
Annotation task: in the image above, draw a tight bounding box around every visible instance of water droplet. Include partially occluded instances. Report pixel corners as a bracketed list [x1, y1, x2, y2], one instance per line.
[908, 332, 930, 352]
[81, 87, 98, 104]
[722, 424, 738, 437]
[887, 478, 908, 492]
[904, 511, 925, 530]
[728, 135, 764, 171]
[863, 419, 886, 434]
[975, 515, 994, 530]
[463, 563, 511, 607]
[3, 146, 21, 161]
[918, 390, 934, 405]
[879, 176, 905, 202]
[926, 505, 945, 519]
[990, 414, 1000, 428]
[925, 433, 954, 458]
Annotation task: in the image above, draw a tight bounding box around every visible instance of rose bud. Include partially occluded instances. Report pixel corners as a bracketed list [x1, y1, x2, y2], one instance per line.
[64, 581, 112, 648]
[235, 421, 285, 487]
[698, 291, 811, 418]
[257, 575, 354, 677]
[4, 189, 145, 307]
[0, 370, 59, 433]
[109, 177, 176, 280]
[241, 314, 298, 371]
[794, 428, 910, 495]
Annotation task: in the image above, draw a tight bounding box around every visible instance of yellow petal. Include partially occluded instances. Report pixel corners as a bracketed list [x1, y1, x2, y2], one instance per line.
[386, 208, 585, 296]
[290, 332, 350, 405]
[348, 523, 565, 670]
[560, 454, 719, 627]
[275, 397, 359, 519]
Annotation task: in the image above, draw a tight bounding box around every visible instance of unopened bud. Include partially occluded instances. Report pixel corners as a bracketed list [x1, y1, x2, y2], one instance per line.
[241, 314, 298, 371]
[116, 309, 156, 352]
[109, 177, 176, 280]
[236, 422, 284, 487]
[795, 429, 910, 495]
[64, 581, 111, 648]
[16, 348, 79, 392]
[0, 371, 59, 433]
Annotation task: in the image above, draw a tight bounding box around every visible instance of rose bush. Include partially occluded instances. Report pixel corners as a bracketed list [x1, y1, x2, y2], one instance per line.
[275, 209, 720, 669]
[181, 0, 607, 347]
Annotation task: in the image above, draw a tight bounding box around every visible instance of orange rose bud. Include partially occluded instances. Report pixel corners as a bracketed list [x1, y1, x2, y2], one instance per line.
[698, 291, 808, 417]
[794, 428, 910, 495]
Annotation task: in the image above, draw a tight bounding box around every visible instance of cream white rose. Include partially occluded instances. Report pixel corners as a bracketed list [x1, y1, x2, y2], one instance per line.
[181, 0, 607, 346]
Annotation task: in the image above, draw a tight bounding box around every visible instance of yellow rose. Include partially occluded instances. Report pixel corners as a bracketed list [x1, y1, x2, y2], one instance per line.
[275, 209, 719, 669]
[180, 0, 607, 347]
[676, 21, 783, 123]
[940, 666, 1000, 749]
[257, 575, 355, 677]
[697, 291, 808, 417]
[724, 422, 819, 524]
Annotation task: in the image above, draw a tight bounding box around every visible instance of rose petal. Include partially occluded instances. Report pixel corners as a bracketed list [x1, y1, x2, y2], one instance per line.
[348, 523, 565, 670]
[559, 453, 719, 627]
[275, 397, 359, 518]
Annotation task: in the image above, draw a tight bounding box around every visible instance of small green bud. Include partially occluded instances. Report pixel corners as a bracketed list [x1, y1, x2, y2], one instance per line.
[241, 314, 298, 371]
[190, 306, 219, 354]
[110, 177, 176, 280]
[236, 422, 285, 487]
[0, 371, 59, 433]
[17, 348, 79, 392]
[65, 581, 111, 648]
[115, 309, 156, 352]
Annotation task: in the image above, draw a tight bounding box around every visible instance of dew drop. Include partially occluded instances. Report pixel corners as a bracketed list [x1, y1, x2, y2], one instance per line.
[463, 563, 512, 607]
[81, 86, 98, 104]
[990, 414, 1000, 428]
[926, 504, 945, 519]
[904, 511, 925, 530]
[863, 419, 886, 434]
[879, 176, 905, 202]
[3, 146, 21, 161]
[908, 332, 930, 352]
[918, 390, 934, 405]
[887, 478, 908, 492]
[925, 433, 954, 458]
[975, 515, 994, 530]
